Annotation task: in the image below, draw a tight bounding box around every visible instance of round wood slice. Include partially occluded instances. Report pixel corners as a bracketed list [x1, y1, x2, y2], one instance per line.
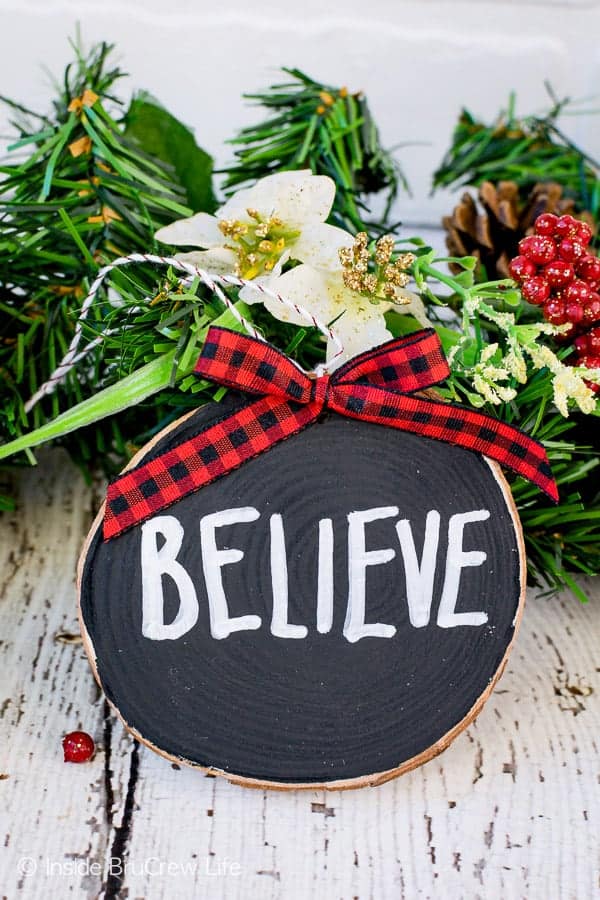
[78, 395, 526, 790]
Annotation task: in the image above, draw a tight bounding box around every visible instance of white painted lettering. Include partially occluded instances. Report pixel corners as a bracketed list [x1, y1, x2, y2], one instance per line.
[270, 514, 308, 638]
[437, 509, 490, 628]
[316, 518, 334, 634]
[396, 510, 441, 628]
[200, 507, 262, 639]
[344, 507, 398, 643]
[141, 516, 199, 641]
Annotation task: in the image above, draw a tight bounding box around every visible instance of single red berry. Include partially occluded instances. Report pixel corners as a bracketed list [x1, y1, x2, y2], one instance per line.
[565, 279, 591, 304]
[558, 238, 585, 263]
[519, 235, 557, 265]
[543, 297, 568, 325]
[579, 356, 600, 392]
[543, 259, 575, 288]
[556, 322, 577, 342]
[508, 254, 537, 283]
[534, 213, 559, 236]
[565, 301, 585, 326]
[574, 334, 589, 357]
[587, 326, 600, 354]
[521, 276, 550, 306]
[554, 215, 579, 239]
[583, 293, 600, 326]
[581, 354, 600, 366]
[62, 731, 95, 763]
[577, 254, 600, 282]
[577, 222, 594, 246]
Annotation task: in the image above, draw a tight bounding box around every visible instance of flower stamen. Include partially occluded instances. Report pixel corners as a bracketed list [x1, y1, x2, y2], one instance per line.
[339, 232, 415, 303]
[217, 210, 298, 278]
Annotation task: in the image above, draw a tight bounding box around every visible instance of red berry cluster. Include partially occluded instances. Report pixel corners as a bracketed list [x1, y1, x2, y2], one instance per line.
[509, 213, 600, 389]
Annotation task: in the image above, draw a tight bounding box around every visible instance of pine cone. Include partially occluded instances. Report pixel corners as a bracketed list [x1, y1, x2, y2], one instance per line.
[442, 181, 591, 279]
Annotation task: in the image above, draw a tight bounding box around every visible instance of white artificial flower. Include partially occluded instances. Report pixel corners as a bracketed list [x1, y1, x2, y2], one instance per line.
[240, 264, 429, 368]
[155, 170, 353, 278]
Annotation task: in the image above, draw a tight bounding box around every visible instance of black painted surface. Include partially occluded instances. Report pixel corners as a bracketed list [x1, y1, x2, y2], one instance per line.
[80, 396, 522, 783]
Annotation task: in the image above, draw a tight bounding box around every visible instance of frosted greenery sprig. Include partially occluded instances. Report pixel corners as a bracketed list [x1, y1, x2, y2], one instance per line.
[452, 298, 599, 416]
[408, 248, 600, 417]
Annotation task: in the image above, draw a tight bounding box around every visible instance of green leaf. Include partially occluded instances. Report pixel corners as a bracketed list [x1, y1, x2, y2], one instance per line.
[0, 352, 178, 462]
[0, 304, 248, 462]
[501, 289, 522, 307]
[454, 269, 475, 288]
[124, 94, 216, 213]
[384, 311, 424, 338]
[465, 391, 485, 408]
[433, 325, 463, 352]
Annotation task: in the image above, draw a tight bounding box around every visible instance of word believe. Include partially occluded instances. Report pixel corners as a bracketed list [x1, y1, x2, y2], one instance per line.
[140, 505, 493, 643]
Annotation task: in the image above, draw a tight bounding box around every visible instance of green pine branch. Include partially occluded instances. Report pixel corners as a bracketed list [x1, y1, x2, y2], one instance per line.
[221, 67, 408, 235]
[433, 89, 600, 221]
[0, 36, 214, 475]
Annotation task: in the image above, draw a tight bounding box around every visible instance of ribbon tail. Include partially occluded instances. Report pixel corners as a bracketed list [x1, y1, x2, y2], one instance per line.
[330, 389, 559, 503]
[104, 396, 319, 540]
[196, 326, 314, 402]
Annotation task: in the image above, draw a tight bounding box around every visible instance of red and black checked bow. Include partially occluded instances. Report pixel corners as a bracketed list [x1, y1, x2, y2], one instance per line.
[104, 326, 558, 539]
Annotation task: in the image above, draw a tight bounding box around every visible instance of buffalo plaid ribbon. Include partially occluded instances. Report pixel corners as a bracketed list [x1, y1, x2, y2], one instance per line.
[103, 326, 558, 540]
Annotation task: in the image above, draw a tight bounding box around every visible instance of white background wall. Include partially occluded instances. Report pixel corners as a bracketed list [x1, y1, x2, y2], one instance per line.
[1, 0, 599, 226]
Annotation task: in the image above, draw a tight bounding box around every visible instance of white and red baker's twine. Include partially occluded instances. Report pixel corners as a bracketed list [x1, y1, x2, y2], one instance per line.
[25, 253, 344, 413]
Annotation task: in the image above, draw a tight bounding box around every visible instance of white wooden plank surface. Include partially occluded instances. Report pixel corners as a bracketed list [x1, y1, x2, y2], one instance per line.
[1, 451, 599, 900]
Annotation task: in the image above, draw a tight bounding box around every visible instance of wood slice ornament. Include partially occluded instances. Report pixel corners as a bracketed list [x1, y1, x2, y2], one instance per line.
[78, 326, 557, 790]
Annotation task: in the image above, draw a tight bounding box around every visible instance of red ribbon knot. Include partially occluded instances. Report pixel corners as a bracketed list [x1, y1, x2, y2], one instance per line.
[309, 373, 330, 414]
[103, 326, 558, 540]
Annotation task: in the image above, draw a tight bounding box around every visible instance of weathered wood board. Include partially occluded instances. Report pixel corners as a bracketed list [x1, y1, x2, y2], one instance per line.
[1, 451, 599, 899]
